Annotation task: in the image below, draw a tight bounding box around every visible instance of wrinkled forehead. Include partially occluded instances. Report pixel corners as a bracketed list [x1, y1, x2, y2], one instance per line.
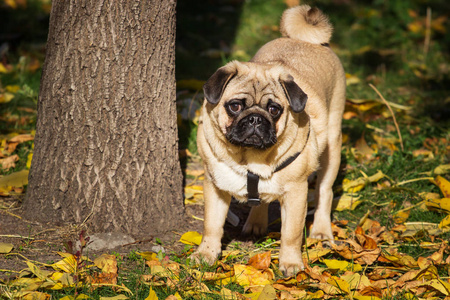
[223, 65, 284, 107]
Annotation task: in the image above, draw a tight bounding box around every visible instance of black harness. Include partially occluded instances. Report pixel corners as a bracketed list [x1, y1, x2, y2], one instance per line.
[237, 123, 311, 206]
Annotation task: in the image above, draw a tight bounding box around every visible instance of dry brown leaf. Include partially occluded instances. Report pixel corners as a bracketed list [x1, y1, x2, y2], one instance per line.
[332, 240, 381, 265]
[380, 248, 418, 268]
[0, 154, 19, 170]
[367, 268, 400, 280]
[247, 251, 271, 270]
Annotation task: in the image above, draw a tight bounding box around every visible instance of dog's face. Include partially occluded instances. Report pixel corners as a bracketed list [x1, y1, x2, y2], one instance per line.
[203, 61, 308, 150]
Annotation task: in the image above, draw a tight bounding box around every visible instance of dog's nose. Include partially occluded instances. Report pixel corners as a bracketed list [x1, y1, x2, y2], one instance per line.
[248, 114, 262, 126]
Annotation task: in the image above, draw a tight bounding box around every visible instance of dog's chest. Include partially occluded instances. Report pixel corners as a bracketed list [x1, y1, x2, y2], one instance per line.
[210, 160, 282, 201]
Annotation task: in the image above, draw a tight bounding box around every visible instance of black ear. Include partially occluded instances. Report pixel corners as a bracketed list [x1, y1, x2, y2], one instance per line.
[203, 67, 236, 105]
[279, 75, 308, 113]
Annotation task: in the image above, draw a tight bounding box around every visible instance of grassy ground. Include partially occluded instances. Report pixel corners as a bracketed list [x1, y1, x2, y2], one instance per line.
[1, 0, 450, 299]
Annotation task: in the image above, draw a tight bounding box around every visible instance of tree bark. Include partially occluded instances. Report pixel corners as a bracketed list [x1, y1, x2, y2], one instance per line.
[24, 0, 184, 236]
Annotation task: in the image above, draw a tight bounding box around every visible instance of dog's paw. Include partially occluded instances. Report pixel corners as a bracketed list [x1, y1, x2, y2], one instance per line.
[190, 243, 221, 265]
[279, 256, 304, 277]
[242, 219, 268, 237]
[279, 247, 304, 277]
[241, 204, 269, 237]
[310, 217, 334, 243]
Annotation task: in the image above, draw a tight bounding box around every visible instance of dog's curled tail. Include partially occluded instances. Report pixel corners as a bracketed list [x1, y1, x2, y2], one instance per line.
[280, 5, 333, 45]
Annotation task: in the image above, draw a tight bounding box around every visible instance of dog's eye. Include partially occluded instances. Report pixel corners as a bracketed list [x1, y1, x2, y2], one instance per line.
[268, 105, 281, 117]
[227, 102, 243, 114]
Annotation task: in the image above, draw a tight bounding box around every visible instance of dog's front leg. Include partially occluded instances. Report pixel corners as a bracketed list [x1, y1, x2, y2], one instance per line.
[191, 176, 231, 264]
[279, 180, 308, 276]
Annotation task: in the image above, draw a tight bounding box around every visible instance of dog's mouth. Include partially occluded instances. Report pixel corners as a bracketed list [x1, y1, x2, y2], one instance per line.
[226, 114, 277, 150]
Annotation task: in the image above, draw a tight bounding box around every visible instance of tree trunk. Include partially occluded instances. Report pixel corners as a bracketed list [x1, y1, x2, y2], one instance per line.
[24, 0, 184, 236]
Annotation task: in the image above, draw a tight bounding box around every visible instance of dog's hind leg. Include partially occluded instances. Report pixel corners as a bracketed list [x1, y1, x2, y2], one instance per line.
[310, 87, 345, 242]
[242, 202, 269, 237]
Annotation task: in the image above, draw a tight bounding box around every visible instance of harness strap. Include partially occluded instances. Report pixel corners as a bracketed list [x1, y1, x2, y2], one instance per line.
[243, 122, 311, 206]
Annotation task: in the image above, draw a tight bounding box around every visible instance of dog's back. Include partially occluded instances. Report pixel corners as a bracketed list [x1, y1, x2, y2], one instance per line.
[251, 5, 345, 107]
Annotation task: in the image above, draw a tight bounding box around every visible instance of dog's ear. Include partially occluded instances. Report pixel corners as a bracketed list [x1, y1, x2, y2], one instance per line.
[279, 75, 308, 113]
[203, 67, 236, 105]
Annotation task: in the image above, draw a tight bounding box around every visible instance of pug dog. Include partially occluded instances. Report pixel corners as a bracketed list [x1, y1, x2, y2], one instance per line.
[191, 5, 346, 276]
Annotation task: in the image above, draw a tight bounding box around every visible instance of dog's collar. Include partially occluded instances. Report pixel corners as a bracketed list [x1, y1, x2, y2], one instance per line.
[245, 122, 311, 207]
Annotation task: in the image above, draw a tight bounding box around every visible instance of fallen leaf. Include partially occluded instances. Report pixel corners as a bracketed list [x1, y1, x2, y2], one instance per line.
[393, 209, 411, 224]
[22, 291, 51, 300]
[434, 164, 450, 175]
[8, 133, 34, 144]
[233, 264, 274, 287]
[100, 295, 128, 300]
[435, 176, 450, 198]
[419, 279, 450, 296]
[51, 252, 77, 273]
[332, 240, 381, 265]
[327, 276, 350, 294]
[0, 92, 14, 103]
[179, 231, 202, 245]
[334, 193, 362, 211]
[144, 287, 158, 300]
[0, 154, 19, 170]
[343, 170, 385, 193]
[0, 169, 29, 190]
[302, 248, 332, 263]
[0, 242, 14, 253]
[439, 215, 450, 229]
[247, 251, 271, 270]
[322, 259, 362, 272]
[94, 254, 118, 274]
[27, 152, 33, 169]
[256, 284, 277, 300]
[425, 198, 450, 214]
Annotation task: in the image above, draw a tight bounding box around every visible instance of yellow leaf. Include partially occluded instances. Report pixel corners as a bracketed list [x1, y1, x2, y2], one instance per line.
[145, 287, 158, 300]
[179, 231, 202, 245]
[52, 252, 77, 273]
[5, 85, 20, 93]
[0, 242, 14, 253]
[345, 73, 361, 86]
[94, 254, 118, 274]
[10, 277, 43, 292]
[302, 248, 332, 261]
[426, 198, 450, 214]
[393, 209, 411, 224]
[419, 278, 450, 296]
[139, 251, 158, 261]
[49, 272, 74, 289]
[256, 284, 277, 300]
[0, 169, 29, 189]
[26, 261, 52, 281]
[0, 62, 8, 73]
[334, 194, 362, 211]
[0, 92, 14, 103]
[100, 296, 128, 300]
[22, 291, 51, 300]
[354, 294, 381, 300]
[435, 176, 450, 198]
[27, 152, 33, 169]
[322, 259, 362, 272]
[233, 264, 273, 287]
[439, 215, 450, 229]
[343, 170, 385, 193]
[327, 276, 349, 294]
[434, 164, 450, 175]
